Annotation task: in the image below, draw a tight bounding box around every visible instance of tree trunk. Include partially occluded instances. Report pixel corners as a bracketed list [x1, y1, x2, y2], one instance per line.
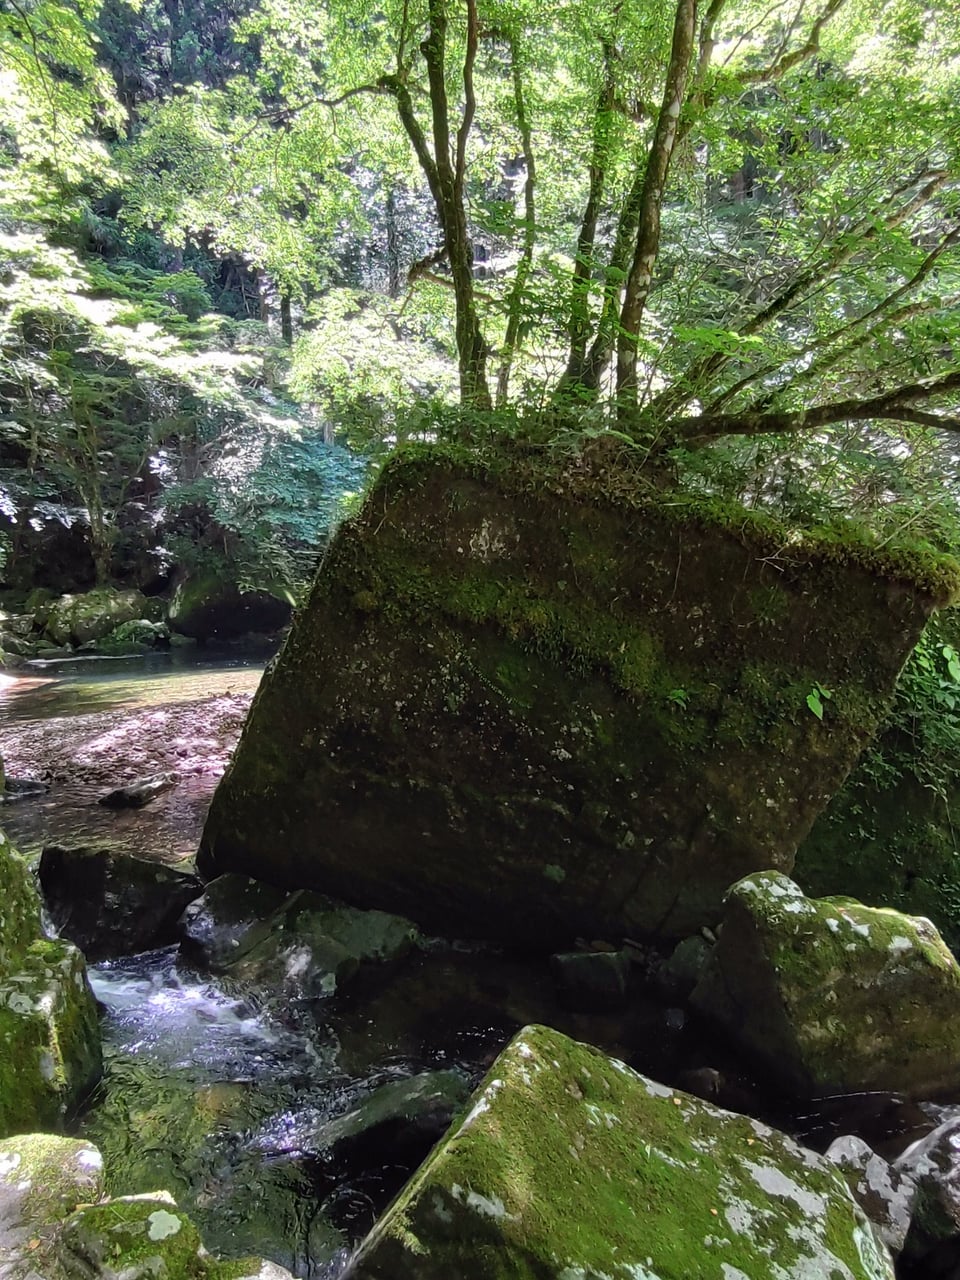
[616, 0, 697, 412]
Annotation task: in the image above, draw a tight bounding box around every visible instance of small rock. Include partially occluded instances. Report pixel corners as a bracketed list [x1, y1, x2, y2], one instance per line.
[657, 933, 713, 998]
[827, 1133, 917, 1253]
[274, 1071, 471, 1172]
[895, 1116, 960, 1273]
[98, 772, 178, 809]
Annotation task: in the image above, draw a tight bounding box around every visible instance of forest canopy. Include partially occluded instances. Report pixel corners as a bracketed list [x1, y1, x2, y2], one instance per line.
[1, 0, 959, 560]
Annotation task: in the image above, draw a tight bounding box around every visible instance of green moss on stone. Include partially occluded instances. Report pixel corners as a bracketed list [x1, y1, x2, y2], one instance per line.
[692, 872, 960, 1097]
[346, 1024, 892, 1280]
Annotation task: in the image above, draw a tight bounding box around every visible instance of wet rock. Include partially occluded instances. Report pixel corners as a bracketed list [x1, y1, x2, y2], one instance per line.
[97, 772, 178, 809]
[895, 1116, 960, 1275]
[827, 1134, 917, 1253]
[181, 875, 418, 1004]
[198, 448, 937, 946]
[58, 1188, 298, 1280]
[549, 948, 631, 1010]
[657, 933, 713, 998]
[38, 845, 203, 960]
[0, 830, 102, 1136]
[42, 588, 148, 648]
[179, 874, 290, 969]
[690, 872, 960, 1097]
[343, 1023, 894, 1280]
[2, 777, 50, 800]
[291, 1071, 470, 1171]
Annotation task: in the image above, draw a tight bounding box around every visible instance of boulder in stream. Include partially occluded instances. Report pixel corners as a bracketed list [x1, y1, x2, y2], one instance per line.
[0, 829, 102, 1136]
[38, 844, 203, 960]
[690, 872, 960, 1098]
[827, 1134, 918, 1255]
[343, 1022, 894, 1280]
[282, 1070, 471, 1171]
[180, 874, 418, 1003]
[199, 445, 951, 945]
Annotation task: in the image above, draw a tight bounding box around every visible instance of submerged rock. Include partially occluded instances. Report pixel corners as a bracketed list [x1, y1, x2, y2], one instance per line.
[0, 830, 102, 1136]
[690, 872, 960, 1097]
[97, 772, 178, 809]
[180, 874, 418, 1003]
[343, 1022, 893, 1280]
[38, 844, 202, 960]
[549, 948, 631, 1009]
[199, 446, 943, 945]
[287, 1070, 471, 1170]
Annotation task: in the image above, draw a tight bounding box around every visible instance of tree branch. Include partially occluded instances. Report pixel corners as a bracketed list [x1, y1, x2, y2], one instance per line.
[669, 370, 960, 442]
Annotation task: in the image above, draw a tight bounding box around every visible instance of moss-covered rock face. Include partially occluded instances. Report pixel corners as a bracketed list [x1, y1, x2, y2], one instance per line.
[0, 1140, 297, 1280]
[691, 872, 960, 1098]
[41, 587, 148, 647]
[0, 830, 102, 1136]
[199, 447, 952, 944]
[343, 1023, 894, 1280]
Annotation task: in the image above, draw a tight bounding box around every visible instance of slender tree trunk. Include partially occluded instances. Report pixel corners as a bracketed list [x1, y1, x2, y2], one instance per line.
[555, 41, 617, 395]
[496, 35, 536, 408]
[386, 0, 491, 410]
[385, 188, 401, 298]
[280, 295, 293, 344]
[616, 0, 697, 412]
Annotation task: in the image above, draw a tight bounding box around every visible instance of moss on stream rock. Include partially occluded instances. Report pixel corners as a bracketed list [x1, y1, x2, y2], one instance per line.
[199, 444, 954, 943]
[343, 1022, 894, 1280]
[0, 829, 102, 1136]
[0, 1134, 297, 1280]
[691, 871, 960, 1097]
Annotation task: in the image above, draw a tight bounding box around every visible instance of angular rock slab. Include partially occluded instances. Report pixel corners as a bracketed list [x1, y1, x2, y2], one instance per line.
[199, 448, 946, 945]
[343, 1023, 893, 1280]
[0, 831, 102, 1136]
[691, 872, 960, 1097]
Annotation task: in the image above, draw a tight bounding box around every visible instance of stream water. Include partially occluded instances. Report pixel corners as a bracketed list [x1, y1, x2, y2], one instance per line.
[1, 652, 954, 1275]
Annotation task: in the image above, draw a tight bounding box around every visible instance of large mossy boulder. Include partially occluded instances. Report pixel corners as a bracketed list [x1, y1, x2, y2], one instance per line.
[343, 1023, 893, 1280]
[691, 871, 960, 1098]
[40, 587, 149, 647]
[199, 446, 955, 944]
[0, 830, 102, 1135]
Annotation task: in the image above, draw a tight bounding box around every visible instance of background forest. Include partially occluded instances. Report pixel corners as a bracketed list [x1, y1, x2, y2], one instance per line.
[2, 0, 960, 853]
